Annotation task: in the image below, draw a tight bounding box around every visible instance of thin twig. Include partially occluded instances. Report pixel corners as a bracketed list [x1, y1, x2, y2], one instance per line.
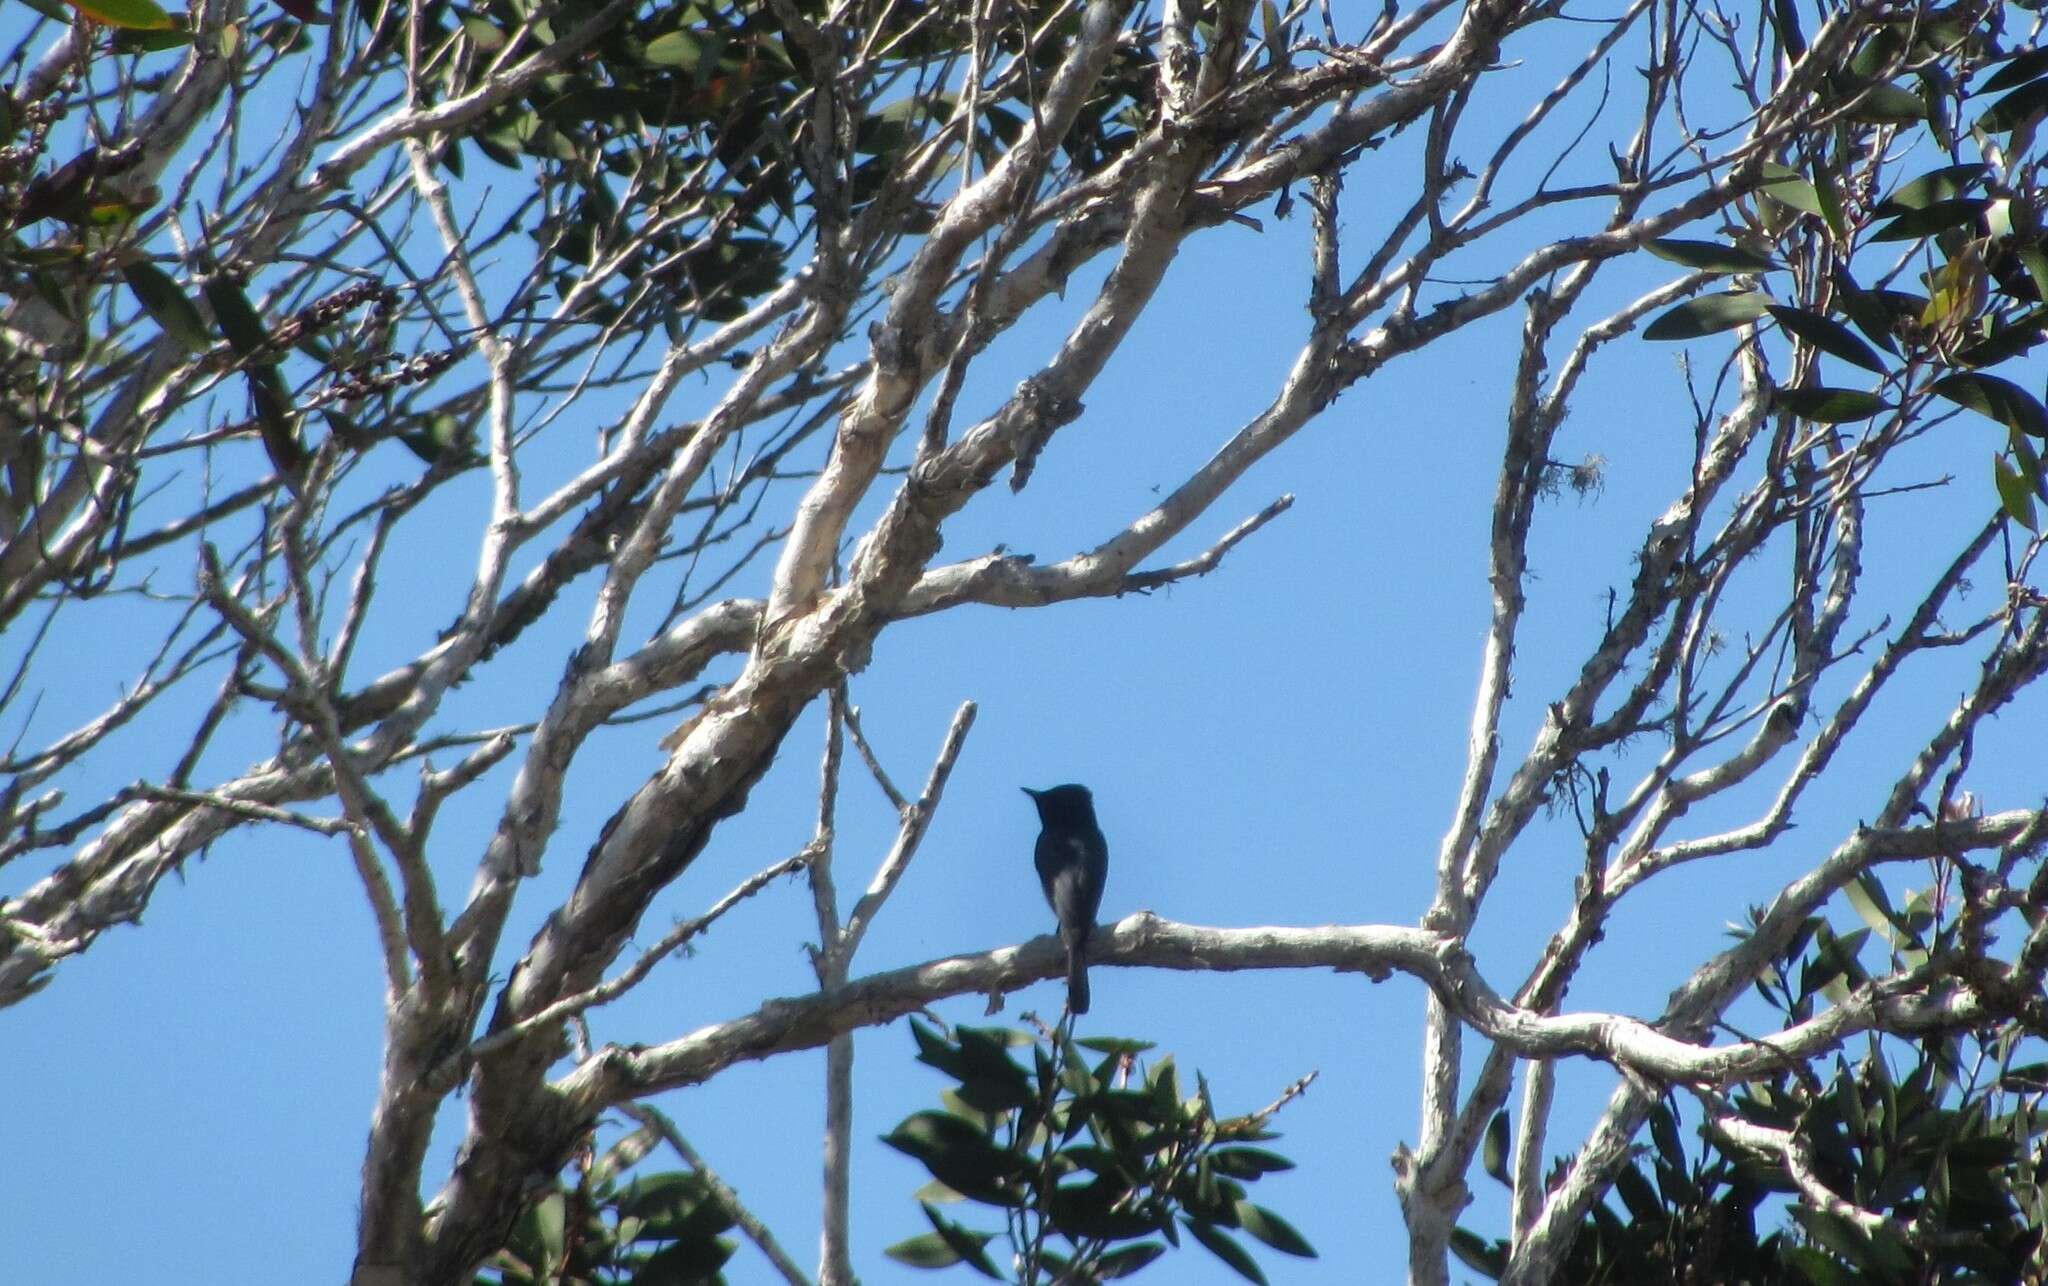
[468, 851, 809, 1056]
[127, 784, 361, 836]
[616, 1102, 811, 1286]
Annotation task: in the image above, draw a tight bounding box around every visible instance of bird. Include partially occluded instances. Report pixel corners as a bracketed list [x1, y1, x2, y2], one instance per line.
[1022, 784, 1108, 1015]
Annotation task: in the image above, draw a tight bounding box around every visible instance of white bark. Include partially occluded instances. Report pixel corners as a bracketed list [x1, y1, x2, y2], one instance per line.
[4, 3, 2046, 1284]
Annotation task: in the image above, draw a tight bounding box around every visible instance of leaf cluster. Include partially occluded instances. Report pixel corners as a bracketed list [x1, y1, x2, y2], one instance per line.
[1637, 6, 2048, 528]
[476, 1125, 739, 1286]
[881, 1019, 1315, 1286]
[1453, 880, 2048, 1285]
[348, 0, 1161, 335]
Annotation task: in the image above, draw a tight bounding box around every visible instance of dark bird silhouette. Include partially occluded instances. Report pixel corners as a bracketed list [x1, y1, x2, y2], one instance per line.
[1023, 784, 1108, 1015]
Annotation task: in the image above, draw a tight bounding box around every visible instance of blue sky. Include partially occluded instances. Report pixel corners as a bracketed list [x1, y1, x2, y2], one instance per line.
[5, 4, 2045, 1284]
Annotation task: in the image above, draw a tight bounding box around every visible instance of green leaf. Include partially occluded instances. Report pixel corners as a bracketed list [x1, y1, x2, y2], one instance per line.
[121, 262, 211, 352]
[1235, 1202, 1316, 1258]
[1260, 0, 1285, 67]
[632, 1231, 736, 1284]
[1614, 1164, 1662, 1222]
[472, 120, 524, 169]
[1148, 1056, 1182, 1117]
[1995, 454, 2039, 530]
[914, 1203, 1001, 1279]
[957, 1021, 1035, 1054]
[1766, 305, 1888, 373]
[1920, 72, 1954, 151]
[880, 1112, 1020, 1206]
[2017, 244, 2048, 309]
[1059, 1033, 1099, 1098]
[1075, 1036, 1157, 1056]
[1088, 1088, 1169, 1128]
[1830, 269, 1901, 355]
[1785, 1245, 1859, 1286]
[588, 1123, 660, 1189]
[1931, 372, 2048, 438]
[1798, 942, 1839, 1002]
[937, 1088, 998, 1134]
[528, 1192, 567, 1267]
[1844, 871, 1900, 943]
[953, 1075, 1032, 1114]
[1773, 387, 1891, 423]
[643, 28, 701, 68]
[1831, 1057, 1867, 1139]
[1846, 81, 1926, 124]
[1095, 1242, 1168, 1278]
[1644, 238, 1777, 273]
[202, 276, 270, 356]
[950, 1027, 1034, 1112]
[1209, 1146, 1296, 1177]
[1812, 166, 1848, 242]
[399, 412, 479, 467]
[884, 1228, 962, 1269]
[2001, 1061, 2048, 1092]
[859, 96, 935, 155]
[1982, 47, 2048, 94]
[1978, 77, 2048, 132]
[1048, 1182, 1166, 1241]
[1185, 1218, 1267, 1285]
[63, 0, 175, 28]
[1449, 1227, 1508, 1277]
[1955, 308, 2048, 368]
[1846, 25, 1899, 80]
[1642, 291, 1770, 340]
[616, 1171, 718, 1231]
[1869, 198, 1987, 242]
[2012, 423, 2047, 499]
[1874, 165, 1987, 216]
[458, 11, 507, 52]
[246, 363, 304, 481]
[977, 103, 1024, 151]
[1482, 1110, 1510, 1186]
[908, 1016, 968, 1079]
[1767, 0, 1804, 60]
[1793, 1206, 1884, 1270]
[111, 23, 193, 49]
[1650, 1101, 1686, 1172]
[1817, 926, 1872, 997]
[1759, 161, 1822, 216]
[1056, 1144, 1130, 1179]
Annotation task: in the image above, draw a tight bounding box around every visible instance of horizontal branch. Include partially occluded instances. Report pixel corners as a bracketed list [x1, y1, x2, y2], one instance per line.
[549, 810, 2040, 1116]
[554, 915, 1439, 1118]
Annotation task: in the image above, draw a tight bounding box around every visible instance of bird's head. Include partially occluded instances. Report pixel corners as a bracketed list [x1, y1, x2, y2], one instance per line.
[1022, 783, 1096, 824]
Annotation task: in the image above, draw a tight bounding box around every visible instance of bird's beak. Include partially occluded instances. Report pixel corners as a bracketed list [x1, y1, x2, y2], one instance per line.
[1020, 787, 1040, 799]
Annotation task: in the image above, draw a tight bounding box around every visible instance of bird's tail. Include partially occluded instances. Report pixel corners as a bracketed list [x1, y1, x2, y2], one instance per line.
[1066, 934, 1091, 1015]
